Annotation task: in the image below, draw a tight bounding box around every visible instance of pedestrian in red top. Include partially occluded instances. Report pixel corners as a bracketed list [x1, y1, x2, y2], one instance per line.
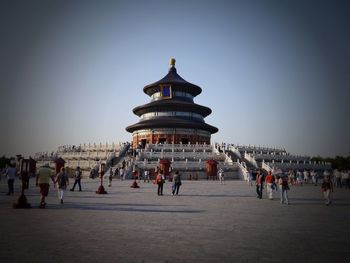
[265, 171, 274, 200]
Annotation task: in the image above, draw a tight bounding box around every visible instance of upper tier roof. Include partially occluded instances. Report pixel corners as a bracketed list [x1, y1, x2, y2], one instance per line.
[143, 66, 202, 97]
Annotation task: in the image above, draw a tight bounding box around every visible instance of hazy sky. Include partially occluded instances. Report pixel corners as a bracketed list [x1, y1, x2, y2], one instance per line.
[1, 0, 349, 158]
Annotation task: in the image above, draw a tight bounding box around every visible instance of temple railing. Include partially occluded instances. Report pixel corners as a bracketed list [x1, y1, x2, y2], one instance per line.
[244, 152, 258, 168]
[262, 160, 273, 172]
[236, 159, 248, 180]
[234, 144, 286, 154]
[265, 161, 332, 171]
[138, 151, 224, 161]
[57, 141, 130, 154]
[228, 145, 241, 158]
[145, 143, 213, 152]
[253, 153, 310, 162]
[134, 160, 239, 171]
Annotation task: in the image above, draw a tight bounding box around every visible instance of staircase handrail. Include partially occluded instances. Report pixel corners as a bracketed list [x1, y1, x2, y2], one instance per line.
[261, 160, 273, 172]
[236, 159, 248, 180]
[244, 152, 258, 168]
[228, 145, 241, 158]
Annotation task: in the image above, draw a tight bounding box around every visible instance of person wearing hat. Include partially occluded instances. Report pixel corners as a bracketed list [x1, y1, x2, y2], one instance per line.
[36, 163, 55, 208]
[70, 166, 82, 191]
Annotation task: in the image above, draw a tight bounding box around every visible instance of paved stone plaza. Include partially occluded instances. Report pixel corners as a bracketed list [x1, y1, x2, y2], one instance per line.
[0, 178, 349, 263]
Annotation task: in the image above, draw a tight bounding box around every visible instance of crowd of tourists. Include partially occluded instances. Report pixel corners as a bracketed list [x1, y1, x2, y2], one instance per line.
[1, 160, 349, 208]
[247, 168, 349, 206]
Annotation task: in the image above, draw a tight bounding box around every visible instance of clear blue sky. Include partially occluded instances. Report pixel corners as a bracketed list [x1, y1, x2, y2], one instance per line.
[1, 0, 349, 158]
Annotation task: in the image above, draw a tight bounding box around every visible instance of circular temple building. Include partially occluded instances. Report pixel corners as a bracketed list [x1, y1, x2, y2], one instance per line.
[126, 58, 218, 148]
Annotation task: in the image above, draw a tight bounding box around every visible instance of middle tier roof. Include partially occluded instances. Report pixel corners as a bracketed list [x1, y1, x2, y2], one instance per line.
[133, 99, 212, 117]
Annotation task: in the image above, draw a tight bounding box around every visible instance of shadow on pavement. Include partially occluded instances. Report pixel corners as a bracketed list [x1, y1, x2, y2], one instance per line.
[45, 202, 204, 213]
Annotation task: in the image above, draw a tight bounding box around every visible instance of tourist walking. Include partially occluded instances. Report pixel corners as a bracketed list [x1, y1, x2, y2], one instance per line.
[288, 170, 295, 186]
[296, 170, 303, 186]
[26, 157, 36, 189]
[55, 167, 69, 204]
[218, 168, 224, 184]
[144, 169, 150, 183]
[156, 170, 165, 195]
[321, 175, 334, 206]
[172, 171, 182, 195]
[119, 167, 124, 181]
[114, 167, 119, 178]
[5, 162, 16, 195]
[265, 171, 274, 200]
[333, 169, 341, 188]
[248, 170, 253, 186]
[304, 170, 310, 184]
[108, 167, 113, 187]
[89, 168, 96, 179]
[36, 163, 55, 208]
[255, 170, 263, 199]
[341, 170, 349, 189]
[278, 175, 290, 205]
[344, 170, 350, 189]
[311, 170, 317, 186]
[70, 166, 82, 191]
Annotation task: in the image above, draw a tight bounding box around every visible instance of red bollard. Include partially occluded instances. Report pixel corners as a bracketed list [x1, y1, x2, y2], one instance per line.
[13, 159, 31, 208]
[96, 163, 107, 194]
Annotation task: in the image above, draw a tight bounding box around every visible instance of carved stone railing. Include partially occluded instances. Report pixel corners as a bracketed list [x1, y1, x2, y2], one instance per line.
[228, 145, 241, 158]
[244, 152, 258, 168]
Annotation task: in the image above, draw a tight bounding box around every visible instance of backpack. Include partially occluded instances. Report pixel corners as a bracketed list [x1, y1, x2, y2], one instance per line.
[59, 174, 67, 187]
[282, 178, 289, 190]
[76, 170, 82, 179]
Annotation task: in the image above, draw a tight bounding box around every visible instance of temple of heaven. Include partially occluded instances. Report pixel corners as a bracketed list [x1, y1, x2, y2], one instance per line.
[126, 58, 218, 148]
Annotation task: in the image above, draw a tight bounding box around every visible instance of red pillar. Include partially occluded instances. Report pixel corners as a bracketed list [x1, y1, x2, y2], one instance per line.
[206, 159, 217, 180]
[13, 159, 31, 208]
[159, 159, 171, 180]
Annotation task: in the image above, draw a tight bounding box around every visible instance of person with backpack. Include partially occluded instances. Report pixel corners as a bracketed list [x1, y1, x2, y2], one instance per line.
[70, 166, 82, 191]
[278, 175, 290, 205]
[55, 167, 69, 204]
[172, 171, 182, 195]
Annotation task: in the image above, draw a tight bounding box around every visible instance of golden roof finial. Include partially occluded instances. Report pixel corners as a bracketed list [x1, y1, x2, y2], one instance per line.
[170, 58, 176, 67]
